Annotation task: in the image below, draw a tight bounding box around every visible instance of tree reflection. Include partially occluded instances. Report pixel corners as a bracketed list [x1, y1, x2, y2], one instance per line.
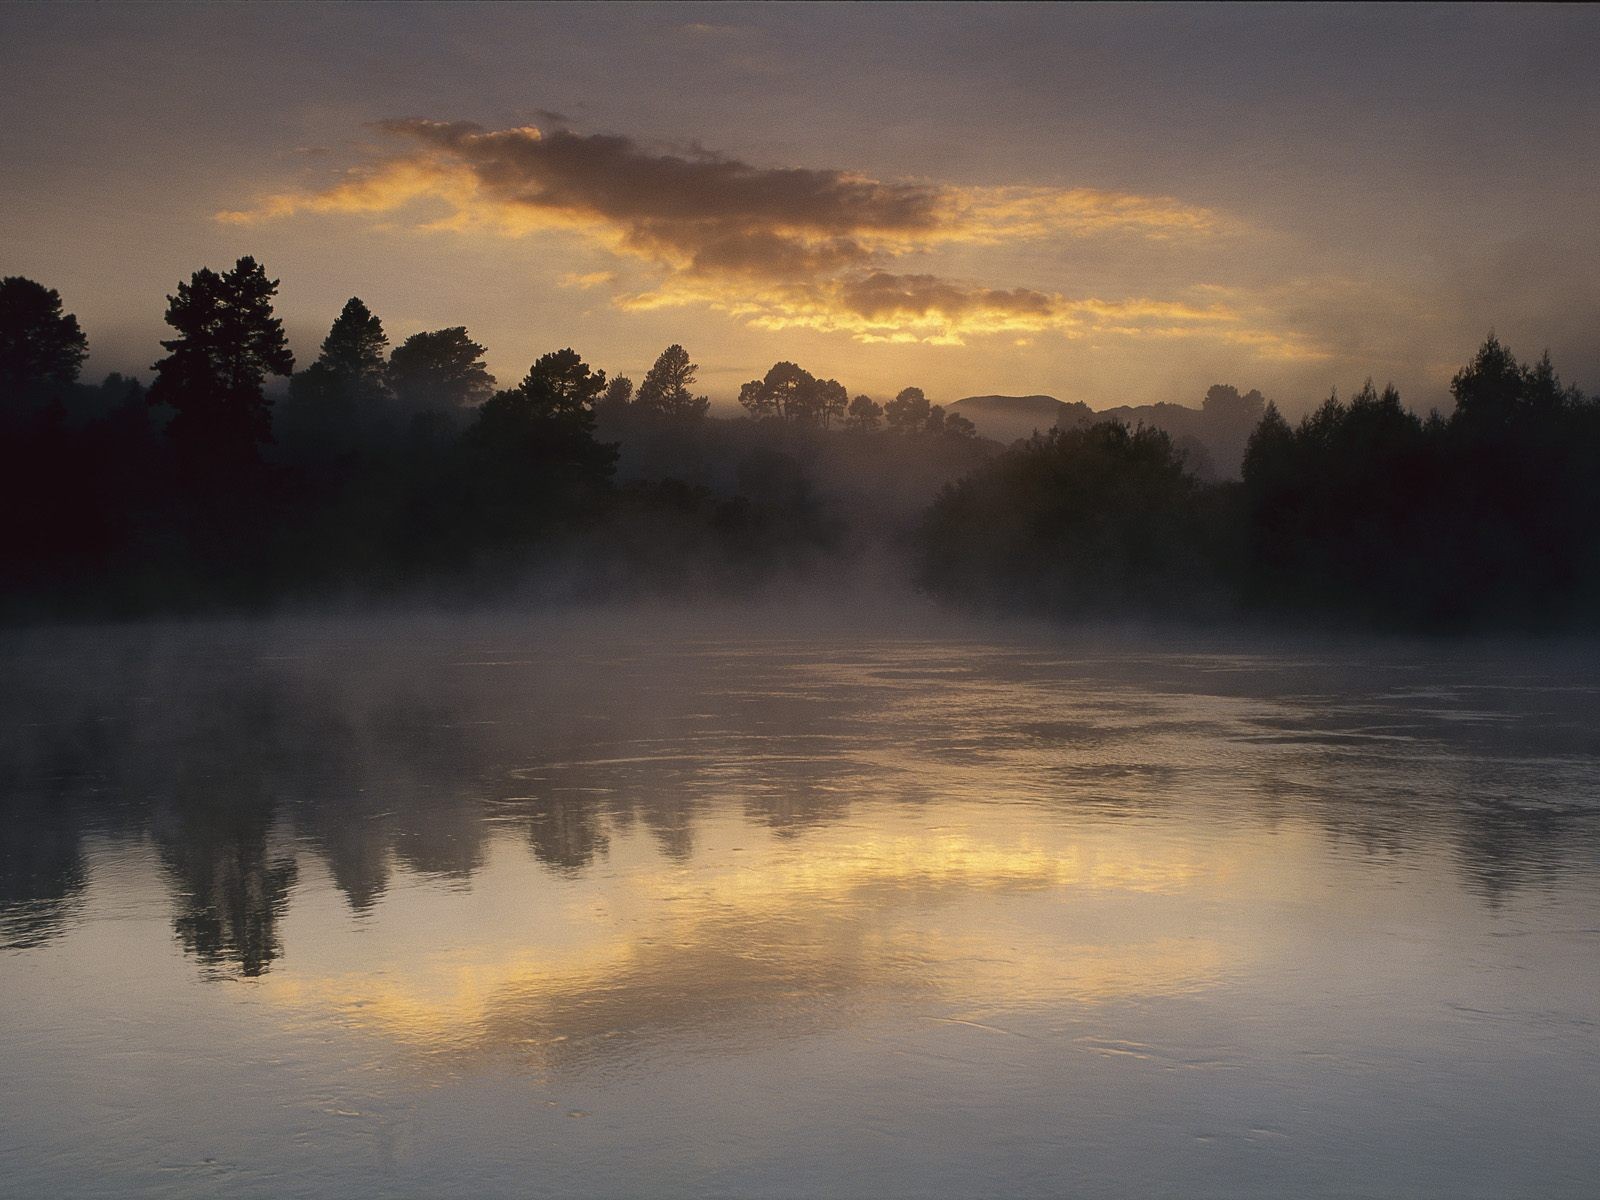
[2, 628, 1599, 977]
[0, 788, 87, 950]
[161, 829, 296, 978]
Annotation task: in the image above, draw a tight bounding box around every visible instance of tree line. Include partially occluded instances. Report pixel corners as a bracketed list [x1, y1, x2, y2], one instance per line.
[920, 339, 1600, 628]
[3, 258, 1598, 628]
[0, 259, 982, 615]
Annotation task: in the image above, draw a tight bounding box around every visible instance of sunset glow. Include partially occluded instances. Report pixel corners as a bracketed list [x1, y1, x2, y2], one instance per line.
[5, 4, 1595, 407]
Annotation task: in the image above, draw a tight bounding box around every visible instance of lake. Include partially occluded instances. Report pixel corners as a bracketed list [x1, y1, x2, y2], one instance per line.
[2, 611, 1598, 1198]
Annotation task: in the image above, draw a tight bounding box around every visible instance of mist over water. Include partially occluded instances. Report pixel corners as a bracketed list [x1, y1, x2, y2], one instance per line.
[1, 608, 1598, 1198]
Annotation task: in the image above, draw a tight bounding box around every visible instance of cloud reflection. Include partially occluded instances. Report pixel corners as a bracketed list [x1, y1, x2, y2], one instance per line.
[260, 817, 1234, 1068]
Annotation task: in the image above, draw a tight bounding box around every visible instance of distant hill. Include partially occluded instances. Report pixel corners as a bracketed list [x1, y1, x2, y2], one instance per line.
[950, 385, 1267, 478]
[947, 395, 1068, 444]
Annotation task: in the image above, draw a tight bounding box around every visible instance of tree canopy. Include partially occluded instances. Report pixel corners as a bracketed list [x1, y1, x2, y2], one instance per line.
[737, 361, 848, 425]
[0, 276, 88, 396]
[389, 327, 495, 416]
[147, 256, 294, 469]
[318, 297, 389, 384]
[636, 344, 710, 420]
[5, 263, 1599, 636]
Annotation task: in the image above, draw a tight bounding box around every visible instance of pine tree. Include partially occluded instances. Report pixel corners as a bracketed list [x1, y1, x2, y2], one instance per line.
[281, 298, 393, 455]
[388, 327, 495, 416]
[635, 344, 709, 420]
[148, 257, 293, 469]
[318, 297, 389, 387]
[0, 277, 89, 398]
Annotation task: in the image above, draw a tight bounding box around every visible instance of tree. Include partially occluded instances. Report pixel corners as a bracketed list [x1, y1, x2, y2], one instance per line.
[944, 411, 978, 438]
[509, 348, 606, 421]
[845, 394, 882, 431]
[635, 344, 710, 420]
[317, 297, 389, 387]
[1240, 400, 1294, 488]
[595, 375, 634, 420]
[148, 256, 294, 468]
[917, 421, 1214, 613]
[0, 277, 88, 397]
[884, 386, 930, 432]
[738, 361, 821, 422]
[1522, 350, 1581, 413]
[388, 327, 495, 416]
[816, 378, 848, 428]
[466, 348, 617, 538]
[471, 348, 613, 463]
[1449, 334, 1524, 427]
[280, 298, 393, 454]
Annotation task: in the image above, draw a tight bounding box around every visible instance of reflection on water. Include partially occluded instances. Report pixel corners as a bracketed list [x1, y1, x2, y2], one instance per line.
[2, 615, 1599, 1198]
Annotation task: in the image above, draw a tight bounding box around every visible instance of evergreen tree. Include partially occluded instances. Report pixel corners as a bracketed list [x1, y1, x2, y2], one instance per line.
[281, 298, 393, 455]
[317, 298, 388, 385]
[635, 344, 709, 420]
[0, 276, 89, 399]
[148, 257, 293, 469]
[1449, 334, 1524, 427]
[595, 376, 634, 421]
[388, 327, 495, 416]
[467, 348, 618, 539]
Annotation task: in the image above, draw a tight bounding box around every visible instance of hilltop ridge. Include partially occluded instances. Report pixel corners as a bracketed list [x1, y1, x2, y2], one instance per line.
[948, 388, 1266, 478]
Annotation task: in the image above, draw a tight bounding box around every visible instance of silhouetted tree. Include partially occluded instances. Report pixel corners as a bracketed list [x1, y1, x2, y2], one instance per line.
[279, 297, 393, 455]
[918, 421, 1222, 614]
[1521, 350, 1582, 413]
[636, 344, 710, 420]
[1240, 400, 1294, 488]
[734, 364, 844, 426]
[595, 375, 634, 420]
[1239, 381, 1435, 617]
[739, 361, 823, 423]
[885, 386, 930, 432]
[498, 348, 607, 423]
[322, 298, 387, 378]
[1201, 384, 1265, 425]
[465, 348, 618, 544]
[1449, 333, 1525, 427]
[944, 410, 978, 438]
[816, 377, 848, 428]
[147, 256, 294, 473]
[845, 393, 882, 430]
[0, 277, 88, 401]
[10, 255, 1600, 632]
[388, 326, 495, 419]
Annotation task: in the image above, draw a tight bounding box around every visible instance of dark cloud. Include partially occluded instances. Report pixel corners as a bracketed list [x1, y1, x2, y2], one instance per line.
[840, 272, 1057, 323]
[223, 119, 1278, 349]
[379, 118, 943, 254]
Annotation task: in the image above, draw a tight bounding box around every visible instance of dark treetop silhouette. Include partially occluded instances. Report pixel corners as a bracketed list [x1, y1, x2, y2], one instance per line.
[2, 258, 1598, 629]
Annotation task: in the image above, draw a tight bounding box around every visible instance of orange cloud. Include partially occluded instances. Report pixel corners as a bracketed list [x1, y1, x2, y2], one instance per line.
[557, 270, 617, 289]
[222, 119, 1319, 359]
[615, 271, 1327, 357]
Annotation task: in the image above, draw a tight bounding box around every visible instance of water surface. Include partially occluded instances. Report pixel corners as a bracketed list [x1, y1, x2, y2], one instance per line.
[2, 614, 1598, 1198]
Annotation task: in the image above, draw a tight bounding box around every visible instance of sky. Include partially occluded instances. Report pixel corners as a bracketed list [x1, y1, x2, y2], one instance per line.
[2, 2, 1597, 415]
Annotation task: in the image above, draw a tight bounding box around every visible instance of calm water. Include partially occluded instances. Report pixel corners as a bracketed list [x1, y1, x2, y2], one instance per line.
[2, 612, 1599, 1199]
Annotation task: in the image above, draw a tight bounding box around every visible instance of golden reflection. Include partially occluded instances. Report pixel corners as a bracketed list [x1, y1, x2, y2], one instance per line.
[259, 815, 1256, 1066]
